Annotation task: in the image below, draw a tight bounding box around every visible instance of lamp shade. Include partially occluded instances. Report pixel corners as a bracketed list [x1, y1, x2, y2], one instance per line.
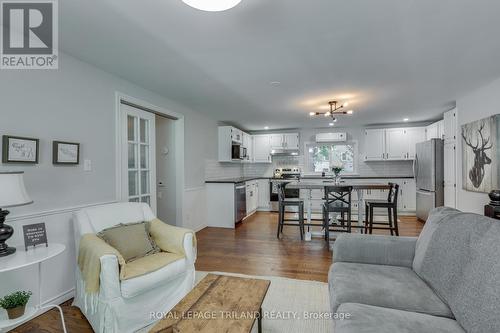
[0, 172, 33, 208]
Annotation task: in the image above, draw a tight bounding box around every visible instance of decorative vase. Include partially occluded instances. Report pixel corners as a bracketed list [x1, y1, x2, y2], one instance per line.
[6, 305, 26, 320]
[334, 172, 341, 184]
[489, 190, 500, 206]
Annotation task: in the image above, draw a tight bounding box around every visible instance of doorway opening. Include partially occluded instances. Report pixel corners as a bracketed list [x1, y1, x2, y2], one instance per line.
[116, 93, 184, 226]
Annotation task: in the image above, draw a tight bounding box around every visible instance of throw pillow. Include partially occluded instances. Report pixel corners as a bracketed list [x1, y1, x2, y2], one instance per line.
[97, 222, 159, 262]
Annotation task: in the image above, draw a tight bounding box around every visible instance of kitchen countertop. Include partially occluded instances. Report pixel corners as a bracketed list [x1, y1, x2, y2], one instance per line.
[205, 175, 414, 184]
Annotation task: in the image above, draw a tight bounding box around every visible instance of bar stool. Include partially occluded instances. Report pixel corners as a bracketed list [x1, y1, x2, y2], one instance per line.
[276, 182, 305, 240]
[323, 186, 353, 243]
[364, 183, 400, 236]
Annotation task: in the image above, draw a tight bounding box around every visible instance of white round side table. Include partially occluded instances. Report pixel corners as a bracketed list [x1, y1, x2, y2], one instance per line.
[0, 243, 67, 332]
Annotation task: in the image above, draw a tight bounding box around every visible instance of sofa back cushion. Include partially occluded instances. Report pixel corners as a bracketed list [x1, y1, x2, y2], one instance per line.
[413, 207, 500, 332]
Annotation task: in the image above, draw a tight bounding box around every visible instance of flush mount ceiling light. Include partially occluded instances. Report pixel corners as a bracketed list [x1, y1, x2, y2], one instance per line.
[182, 0, 242, 11]
[309, 101, 354, 123]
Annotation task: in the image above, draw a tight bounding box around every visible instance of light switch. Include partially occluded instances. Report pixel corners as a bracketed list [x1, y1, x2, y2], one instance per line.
[84, 159, 92, 171]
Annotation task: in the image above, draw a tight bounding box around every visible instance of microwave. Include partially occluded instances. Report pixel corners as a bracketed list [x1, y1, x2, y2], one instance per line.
[232, 144, 247, 160]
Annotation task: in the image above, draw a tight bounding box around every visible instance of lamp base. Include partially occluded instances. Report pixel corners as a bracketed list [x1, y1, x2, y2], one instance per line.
[0, 246, 16, 256]
[0, 209, 15, 257]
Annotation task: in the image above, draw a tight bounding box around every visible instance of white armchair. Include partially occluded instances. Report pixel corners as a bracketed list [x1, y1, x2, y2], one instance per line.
[72, 202, 196, 333]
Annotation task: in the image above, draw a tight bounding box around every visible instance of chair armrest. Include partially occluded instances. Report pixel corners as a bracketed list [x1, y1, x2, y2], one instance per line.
[99, 255, 121, 300]
[333, 234, 417, 268]
[149, 219, 197, 264]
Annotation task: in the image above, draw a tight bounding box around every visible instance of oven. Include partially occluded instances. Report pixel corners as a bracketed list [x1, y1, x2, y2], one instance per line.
[269, 168, 301, 212]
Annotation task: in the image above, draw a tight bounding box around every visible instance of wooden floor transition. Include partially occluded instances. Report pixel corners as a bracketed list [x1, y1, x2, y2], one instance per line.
[11, 212, 424, 333]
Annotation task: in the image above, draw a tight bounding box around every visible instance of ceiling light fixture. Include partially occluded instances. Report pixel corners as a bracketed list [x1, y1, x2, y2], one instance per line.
[329, 122, 334, 126]
[309, 101, 354, 123]
[403, 118, 409, 122]
[182, 0, 242, 12]
[264, 126, 269, 130]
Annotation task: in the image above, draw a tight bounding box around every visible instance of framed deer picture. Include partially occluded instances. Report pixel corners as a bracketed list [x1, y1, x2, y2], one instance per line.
[461, 115, 500, 193]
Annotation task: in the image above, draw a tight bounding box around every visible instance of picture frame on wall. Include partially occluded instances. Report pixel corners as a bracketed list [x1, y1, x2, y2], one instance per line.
[53, 141, 80, 165]
[2, 135, 39, 164]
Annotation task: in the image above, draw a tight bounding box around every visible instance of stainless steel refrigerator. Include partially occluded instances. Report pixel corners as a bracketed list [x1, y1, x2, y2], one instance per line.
[415, 139, 444, 221]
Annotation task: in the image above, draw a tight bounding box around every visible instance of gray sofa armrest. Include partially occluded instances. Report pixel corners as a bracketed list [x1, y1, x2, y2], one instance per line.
[333, 234, 417, 268]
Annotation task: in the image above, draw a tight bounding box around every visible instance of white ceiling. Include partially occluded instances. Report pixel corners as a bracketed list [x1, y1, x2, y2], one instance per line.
[60, 0, 500, 130]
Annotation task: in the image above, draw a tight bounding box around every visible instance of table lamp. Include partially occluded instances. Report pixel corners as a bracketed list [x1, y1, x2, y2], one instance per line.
[0, 172, 33, 256]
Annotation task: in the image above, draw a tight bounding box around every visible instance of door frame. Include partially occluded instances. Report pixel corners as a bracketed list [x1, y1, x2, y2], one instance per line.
[115, 92, 185, 222]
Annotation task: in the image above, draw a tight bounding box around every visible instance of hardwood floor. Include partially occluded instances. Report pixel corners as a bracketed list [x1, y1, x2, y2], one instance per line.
[10, 212, 424, 333]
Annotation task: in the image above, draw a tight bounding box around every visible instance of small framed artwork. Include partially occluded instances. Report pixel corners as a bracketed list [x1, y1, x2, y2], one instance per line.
[2, 135, 39, 164]
[53, 141, 80, 165]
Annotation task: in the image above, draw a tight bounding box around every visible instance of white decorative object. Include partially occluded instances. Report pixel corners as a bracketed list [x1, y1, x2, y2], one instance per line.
[182, 0, 241, 12]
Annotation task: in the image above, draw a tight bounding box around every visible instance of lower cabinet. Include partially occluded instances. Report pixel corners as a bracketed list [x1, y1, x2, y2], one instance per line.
[245, 180, 259, 216]
[257, 179, 271, 210]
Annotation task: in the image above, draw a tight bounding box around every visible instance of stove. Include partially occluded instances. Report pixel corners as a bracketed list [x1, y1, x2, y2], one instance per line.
[270, 167, 301, 211]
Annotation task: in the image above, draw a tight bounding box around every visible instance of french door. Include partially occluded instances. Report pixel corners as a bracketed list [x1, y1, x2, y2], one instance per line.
[121, 103, 157, 213]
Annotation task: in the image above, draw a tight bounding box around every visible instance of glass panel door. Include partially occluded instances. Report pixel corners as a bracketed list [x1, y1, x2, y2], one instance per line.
[121, 103, 156, 213]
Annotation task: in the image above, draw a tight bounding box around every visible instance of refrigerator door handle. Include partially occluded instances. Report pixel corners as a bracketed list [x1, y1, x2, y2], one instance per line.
[414, 154, 418, 183]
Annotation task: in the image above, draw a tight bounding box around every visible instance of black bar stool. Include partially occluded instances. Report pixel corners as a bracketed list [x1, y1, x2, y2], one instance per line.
[364, 183, 400, 236]
[276, 182, 305, 240]
[323, 186, 353, 243]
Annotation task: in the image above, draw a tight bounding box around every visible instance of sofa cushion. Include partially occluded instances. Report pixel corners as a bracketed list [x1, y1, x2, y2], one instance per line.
[413, 207, 500, 333]
[335, 303, 465, 333]
[329, 262, 453, 318]
[121, 256, 188, 298]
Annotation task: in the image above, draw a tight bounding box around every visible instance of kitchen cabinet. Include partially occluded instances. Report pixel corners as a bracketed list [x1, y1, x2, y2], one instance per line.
[253, 135, 272, 163]
[406, 127, 426, 159]
[385, 129, 407, 160]
[444, 142, 457, 208]
[364, 129, 386, 161]
[257, 179, 270, 210]
[400, 179, 416, 211]
[365, 127, 425, 161]
[245, 180, 258, 216]
[218, 126, 249, 162]
[231, 128, 243, 144]
[426, 120, 444, 140]
[443, 109, 457, 143]
[270, 133, 300, 150]
[242, 132, 253, 162]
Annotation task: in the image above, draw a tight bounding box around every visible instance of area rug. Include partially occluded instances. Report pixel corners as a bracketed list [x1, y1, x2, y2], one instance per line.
[141, 271, 332, 333]
[200, 271, 332, 333]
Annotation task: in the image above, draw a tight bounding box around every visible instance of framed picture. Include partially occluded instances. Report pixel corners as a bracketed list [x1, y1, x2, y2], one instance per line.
[2, 135, 39, 163]
[53, 141, 80, 165]
[461, 115, 500, 193]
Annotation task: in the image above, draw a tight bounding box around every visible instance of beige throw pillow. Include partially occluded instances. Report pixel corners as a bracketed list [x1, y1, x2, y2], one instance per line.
[97, 222, 159, 262]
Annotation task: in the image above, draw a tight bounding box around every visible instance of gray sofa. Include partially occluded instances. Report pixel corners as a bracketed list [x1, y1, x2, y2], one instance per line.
[328, 207, 500, 333]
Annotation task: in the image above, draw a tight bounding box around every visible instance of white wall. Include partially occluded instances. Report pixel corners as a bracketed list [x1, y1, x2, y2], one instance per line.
[456, 77, 500, 213]
[0, 52, 215, 316]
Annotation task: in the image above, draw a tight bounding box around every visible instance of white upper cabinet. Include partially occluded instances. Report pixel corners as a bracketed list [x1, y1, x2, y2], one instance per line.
[426, 120, 444, 140]
[365, 127, 425, 161]
[406, 127, 426, 159]
[443, 109, 457, 143]
[364, 129, 386, 161]
[269, 133, 300, 150]
[385, 128, 407, 160]
[231, 128, 243, 144]
[270, 134, 283, 149]
[253, 135, 272, 163]
[283, 133, 300, 150]
[242, 132, 253, 162]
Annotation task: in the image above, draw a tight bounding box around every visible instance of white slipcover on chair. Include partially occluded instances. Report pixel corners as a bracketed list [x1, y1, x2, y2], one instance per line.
[72, 202, 196, 333]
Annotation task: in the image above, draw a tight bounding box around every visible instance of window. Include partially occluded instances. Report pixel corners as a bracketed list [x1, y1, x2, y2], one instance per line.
[306, 142, 356, 174]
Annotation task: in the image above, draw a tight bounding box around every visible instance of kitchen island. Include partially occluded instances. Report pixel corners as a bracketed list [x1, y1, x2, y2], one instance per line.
[285, 179, 391, 238]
